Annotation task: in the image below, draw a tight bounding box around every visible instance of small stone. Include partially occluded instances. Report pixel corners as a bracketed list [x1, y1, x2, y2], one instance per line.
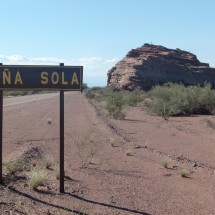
[192, 163, 197, 167]
[163, 173, 172, 177]
[172, 165, 178, 169]
[134, 145, 142, 149]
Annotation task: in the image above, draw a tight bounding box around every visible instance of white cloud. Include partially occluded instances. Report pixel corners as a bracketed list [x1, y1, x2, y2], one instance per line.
[104, 58, 118, 64]
[0, 54, 117, 66]
[78, 57, 104, 66]
[0, 54, 118, 86]
[0, 54, 64, 65]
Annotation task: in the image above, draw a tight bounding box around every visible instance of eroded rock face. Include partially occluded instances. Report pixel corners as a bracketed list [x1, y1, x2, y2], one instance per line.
[107, 44, 215, 90]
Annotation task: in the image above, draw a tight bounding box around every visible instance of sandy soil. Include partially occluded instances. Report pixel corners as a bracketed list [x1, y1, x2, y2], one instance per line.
[0, 92, 215, 215]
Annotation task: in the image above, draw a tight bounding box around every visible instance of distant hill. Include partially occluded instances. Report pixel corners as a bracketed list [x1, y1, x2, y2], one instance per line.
[107, 44, 215, 90]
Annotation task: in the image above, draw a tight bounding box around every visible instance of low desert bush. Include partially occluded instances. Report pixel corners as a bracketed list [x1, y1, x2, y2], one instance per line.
[123, 88, 145, 106]
[106, 94, 125, 119]
[85, 90, 96, 99]
[28, 168, 47, 189]
[146, 83, 215, 118]
[55, 168, 60, 180]
[162, 159, 169, 168]
[86, 83, 215, 119]
[85, 87, 145, 119]
[126, 149, 133, 156]
[85, 86, 119, 101]
[54, 167, 66, 180]
[85, 86, 145, 105]
[6, 159, 26, 174]
[43, 155, 53, 169]
[2, 188, 11, 204]
[109, 138, 116, 147]
[74, 130, 101, 168]
[180, 169, 189, 177]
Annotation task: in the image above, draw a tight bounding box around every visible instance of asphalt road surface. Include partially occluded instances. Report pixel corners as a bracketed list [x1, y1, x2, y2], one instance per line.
[3, 93, 58, 107]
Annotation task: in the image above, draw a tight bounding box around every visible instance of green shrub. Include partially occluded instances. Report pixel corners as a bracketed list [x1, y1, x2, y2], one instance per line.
[85, 83, 215, 118]
[28, 169, 47, 189]
[126, 149, 133, 156]
[146, 83, 215, 118]
[85, 86, 118, 101]
[43, 155, 53, 169]
[109, 138, 116, 147]
[84, 86, 145, 107]
[91, 86, 102, 91]
[106, 94, 125, 119]
[162, 159, 169, 168]
[146, 98, 179, 119]
[180, 169, 189, 177]
[85, 90, 96, 99]
[6, 159, 26, 174]
[123, 89, 145, 106]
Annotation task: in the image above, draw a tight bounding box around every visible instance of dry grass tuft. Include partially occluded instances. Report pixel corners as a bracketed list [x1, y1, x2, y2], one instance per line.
[180, 169, 189, 177]
[47, 118, 52, 124]
[28, 168, 47, 190]
[162, 159, 169, 168]
[43, 155, 53, 169]
[6, 159, 26, 174]
[126, 149, 133, 156]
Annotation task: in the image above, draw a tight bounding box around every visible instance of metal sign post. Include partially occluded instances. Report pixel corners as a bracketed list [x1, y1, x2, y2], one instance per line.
[0, 63, 83, 192]
[0, 90, 3, 184]
[59, 63, 65, 193]
[0, 62, 3, 184]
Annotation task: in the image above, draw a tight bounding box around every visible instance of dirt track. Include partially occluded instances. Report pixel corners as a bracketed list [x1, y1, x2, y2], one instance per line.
[0, 92, 215, 215]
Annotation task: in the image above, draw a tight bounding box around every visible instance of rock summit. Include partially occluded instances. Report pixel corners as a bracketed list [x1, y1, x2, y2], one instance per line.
[107, 44, 215, 90]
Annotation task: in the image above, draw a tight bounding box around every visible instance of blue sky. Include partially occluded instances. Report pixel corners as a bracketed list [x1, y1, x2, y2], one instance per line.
[0, 0, 215, 86]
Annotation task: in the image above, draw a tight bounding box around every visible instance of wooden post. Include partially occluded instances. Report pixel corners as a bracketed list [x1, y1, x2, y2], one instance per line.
[59, 63, 65, 193]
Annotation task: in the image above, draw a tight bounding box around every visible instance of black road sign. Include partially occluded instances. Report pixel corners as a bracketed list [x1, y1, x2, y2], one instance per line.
[0, 65, 83, 90]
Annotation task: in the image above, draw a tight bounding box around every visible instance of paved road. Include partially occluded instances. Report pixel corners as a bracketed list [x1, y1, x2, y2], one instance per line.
[3, 93, 59, 107]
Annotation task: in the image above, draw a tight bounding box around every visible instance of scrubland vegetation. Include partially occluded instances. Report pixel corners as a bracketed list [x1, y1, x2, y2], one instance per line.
[3, 90, 57, 97]
[85, 86, 145, 118]
[85, 83, 215, 119]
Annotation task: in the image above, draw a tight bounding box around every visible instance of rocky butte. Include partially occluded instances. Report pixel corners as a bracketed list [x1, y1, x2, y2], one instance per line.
[107, 44, 215, 90]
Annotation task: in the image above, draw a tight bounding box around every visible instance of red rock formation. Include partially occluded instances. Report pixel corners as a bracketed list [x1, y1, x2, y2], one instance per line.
[107, 44, 215, 90]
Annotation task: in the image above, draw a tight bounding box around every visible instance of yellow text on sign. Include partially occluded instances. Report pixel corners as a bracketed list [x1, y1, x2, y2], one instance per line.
[2, 70, 23, 85]
[41, 72, 79, 85]
[1, 69, 79, 86]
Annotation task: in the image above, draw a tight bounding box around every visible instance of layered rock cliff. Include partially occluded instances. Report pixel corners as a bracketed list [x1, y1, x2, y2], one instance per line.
[107, 44, 215, 90]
